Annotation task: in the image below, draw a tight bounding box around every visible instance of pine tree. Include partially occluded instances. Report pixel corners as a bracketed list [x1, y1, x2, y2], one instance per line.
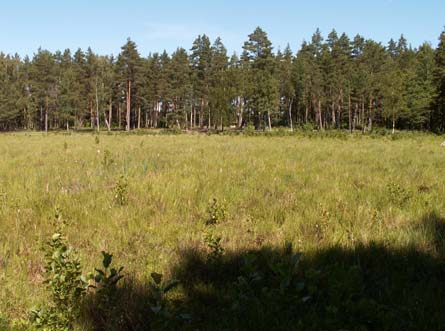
[168, 48, 191, 128]
[403, 43, 436, 129]
[72, 48, 88, 127]
[117, 38, 142, 131]
[17, 56, 35, 129]
[143, 53, 162, 128]
[31, 48, 57, 132]
[226, 52, 246, 128]
[381, 56, 407, 133]
[306, 29, 325, 130]
[277, 44, 295, 130]
[433, 30, 445, 132]
[190, 35, 212, 128]
[96, 55, 116, 131]
[158, 50, 171, 128]
[209, 37, 229, 130]
[59, 49, 79, 130]
[243, 27, 279, 130]
[361, 40, 387, 131]
[85, 48, 99, 129]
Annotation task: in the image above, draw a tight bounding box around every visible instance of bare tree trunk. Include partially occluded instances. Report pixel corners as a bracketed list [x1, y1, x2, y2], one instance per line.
[118, 103, 121, 129]
[126, 80, 131, 131]
[318, 99, 323, 130]
[353, 103, 358, 131]
[40, 106, 43, 130]
[108, 99, 112, 131]
[190, 106, 194, 129]
[208, 106, 211, 129]
[137, 106, 141, 129]
[348, 93, 352, 133]
[368, 97, 373, 131]
[331, 101, 336, 128]
[337, 90, 343, 130]
[90, 98, 94, 129]
[45, 96, 48, 133]
[237, 97, 244, 128]
[199, 99, 204, 128]
[95, 78, 100, 132]
[237, 111, 243, 128]
[392, 112, 396, 134]
[104, 103, 111, 131]
[361, 97, 365, 133]
[154, 104, 158, 128]
[267, 111, 272, 131]
[288, 98, 293, 131]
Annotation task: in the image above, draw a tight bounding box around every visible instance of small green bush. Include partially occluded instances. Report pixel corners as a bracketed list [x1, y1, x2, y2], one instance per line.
[113, 175, 128, 206]
[30, 232, 87, 331]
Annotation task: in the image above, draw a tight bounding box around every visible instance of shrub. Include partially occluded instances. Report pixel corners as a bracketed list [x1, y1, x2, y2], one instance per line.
[101, 149, 114, 169]
[388, 182, 412, 207]
[30, 232, 87, 331]
[206, 198, 227, 225]
[113, 175, 128, 206]
[203, 199, 226, 262]
[203, 232, 224, 261]
[84, 251, 124, 329]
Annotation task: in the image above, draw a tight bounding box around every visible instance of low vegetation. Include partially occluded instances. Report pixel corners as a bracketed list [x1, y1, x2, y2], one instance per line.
[1, 131, 445, 330]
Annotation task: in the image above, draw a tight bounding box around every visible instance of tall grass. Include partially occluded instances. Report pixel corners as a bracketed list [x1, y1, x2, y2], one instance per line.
[0, 132, 444, 329]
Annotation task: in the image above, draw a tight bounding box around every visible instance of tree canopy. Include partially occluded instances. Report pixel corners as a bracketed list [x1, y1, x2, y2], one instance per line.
[0, 27, 444, 132]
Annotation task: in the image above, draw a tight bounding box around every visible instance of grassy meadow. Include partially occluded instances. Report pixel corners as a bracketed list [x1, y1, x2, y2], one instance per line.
[1, 131, 445, 330]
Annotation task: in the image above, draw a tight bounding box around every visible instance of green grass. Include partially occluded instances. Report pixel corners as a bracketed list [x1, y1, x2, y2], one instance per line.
[1, 131, 445, 330]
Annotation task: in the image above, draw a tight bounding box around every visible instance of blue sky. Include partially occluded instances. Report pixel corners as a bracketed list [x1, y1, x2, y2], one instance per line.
[1, 0, 444, 57]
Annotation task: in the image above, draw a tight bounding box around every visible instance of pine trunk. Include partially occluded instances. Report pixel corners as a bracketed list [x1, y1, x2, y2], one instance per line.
[118, 103, 121, 129]
[368, 97, 373, 131]
[353, 103, 358, 131]
[95, 80, 100, 132]
[108, 99, 112, 131]
[361, 98, 365, 133]
[348, 93, 352, 132]
[318, 99, 323, 130]
[126, 80, 131, 131]
[392, 113, 396, 134]
[190, 106, 194, 129]
[45, 96, 48, 133]
[90, 98, 94, 129]
[199, 99, 204, 128]
[208, 107, 211, 129]
[288, 98, 293, 131]
[237, 97, 244, 128]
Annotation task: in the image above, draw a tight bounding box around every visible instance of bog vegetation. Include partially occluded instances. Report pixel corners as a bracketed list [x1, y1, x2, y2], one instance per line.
[0, 27, 445, 133]
[1, 131, 445, 330]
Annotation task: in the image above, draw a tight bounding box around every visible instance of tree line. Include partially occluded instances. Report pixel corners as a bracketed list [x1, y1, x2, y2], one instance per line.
[0, 27, 444, 132]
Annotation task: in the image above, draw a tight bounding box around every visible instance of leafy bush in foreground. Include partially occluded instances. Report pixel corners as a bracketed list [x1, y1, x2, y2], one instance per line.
[30, 232, 86, 331]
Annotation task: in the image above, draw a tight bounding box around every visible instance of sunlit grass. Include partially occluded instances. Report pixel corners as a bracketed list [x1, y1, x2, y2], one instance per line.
[1, 131, 445, 323]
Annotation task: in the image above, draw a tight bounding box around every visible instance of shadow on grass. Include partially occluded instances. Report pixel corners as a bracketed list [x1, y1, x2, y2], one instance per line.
[79, 212, 445, 331]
